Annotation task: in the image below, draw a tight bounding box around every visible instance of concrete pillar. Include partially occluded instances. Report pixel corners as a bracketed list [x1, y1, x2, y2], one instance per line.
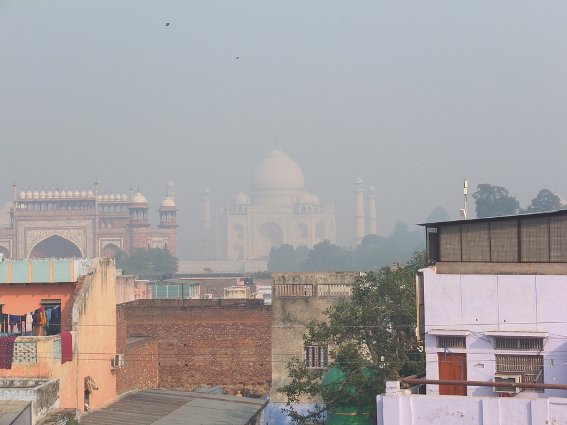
[202, 187, 212, 235]
[367, 185, 377, 235]
[354, 177, 365, 246]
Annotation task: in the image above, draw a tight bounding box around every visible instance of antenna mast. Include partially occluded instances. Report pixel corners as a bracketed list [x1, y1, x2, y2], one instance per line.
[459, 178, 468, 219]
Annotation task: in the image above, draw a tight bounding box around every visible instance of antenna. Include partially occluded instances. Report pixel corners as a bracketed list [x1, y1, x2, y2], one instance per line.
[459, 178, 468, 219]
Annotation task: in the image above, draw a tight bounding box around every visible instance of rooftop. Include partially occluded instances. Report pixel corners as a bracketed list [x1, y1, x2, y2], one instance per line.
[0, 401, 30, 425]
[80, 389, 267, 425]
[0, 258, 93, 284]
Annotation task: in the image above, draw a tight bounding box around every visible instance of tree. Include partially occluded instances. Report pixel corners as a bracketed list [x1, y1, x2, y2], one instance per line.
[279, 251, 426, 423]
[116, 247, 178, 277]
[472, 184, 520, 218]
[425, 206, 451, 222]
[300, 241, 352, 272]
[523, 189, 562, 213]
[268, 244, 309, 272]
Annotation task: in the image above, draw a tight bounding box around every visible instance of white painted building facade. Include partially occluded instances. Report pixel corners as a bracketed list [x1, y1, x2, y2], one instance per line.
[377, 210, 567, 424]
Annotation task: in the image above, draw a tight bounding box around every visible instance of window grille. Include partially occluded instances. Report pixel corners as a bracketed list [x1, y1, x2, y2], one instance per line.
[494, 337, 543, 351]
[437, 336, 466, 349]
[520, 217, 549, 262]
[305, 345, 328, 369]
[461, 222, 490, 261]
[550, 215, 567, 262]
[439, 225, 461, 261]
[496, 355, 544, 392]
[13, 341, 37, 364]
[276, 284, 313, 297]
[490, 221, 518, 262]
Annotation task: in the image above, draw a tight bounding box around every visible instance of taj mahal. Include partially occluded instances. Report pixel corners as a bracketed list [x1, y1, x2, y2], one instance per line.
[200, 149, 377, 263]
[0, 149, 377, 271]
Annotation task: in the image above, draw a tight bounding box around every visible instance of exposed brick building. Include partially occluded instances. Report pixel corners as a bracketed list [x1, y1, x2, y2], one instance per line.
[116, 299, 272, 396]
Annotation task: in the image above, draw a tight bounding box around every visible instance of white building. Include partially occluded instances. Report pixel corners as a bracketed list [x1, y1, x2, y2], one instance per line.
[377, 210, 567, 424]
[205, 149, 337, 261]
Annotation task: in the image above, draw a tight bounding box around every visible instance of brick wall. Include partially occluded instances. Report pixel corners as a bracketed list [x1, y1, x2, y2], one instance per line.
[116, 299, 271, 395]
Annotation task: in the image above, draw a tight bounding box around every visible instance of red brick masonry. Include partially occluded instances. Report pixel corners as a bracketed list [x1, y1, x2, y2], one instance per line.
[116, 299, 271, 395]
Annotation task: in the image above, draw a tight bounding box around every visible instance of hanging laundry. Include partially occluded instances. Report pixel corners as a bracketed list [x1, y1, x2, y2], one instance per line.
[0, 335, 17, 369]
[60, 331, 73, 364]
[9, 315, 21, 335]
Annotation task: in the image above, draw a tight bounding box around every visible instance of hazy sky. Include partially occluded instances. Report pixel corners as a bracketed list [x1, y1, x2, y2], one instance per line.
[1, 1, 567, 258]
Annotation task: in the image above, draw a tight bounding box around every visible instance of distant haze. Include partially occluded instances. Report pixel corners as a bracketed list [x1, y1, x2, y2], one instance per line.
[1, 1, 567, 259]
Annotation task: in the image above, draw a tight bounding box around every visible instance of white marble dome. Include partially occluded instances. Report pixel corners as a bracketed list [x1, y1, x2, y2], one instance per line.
[296, 192, 320, 205]
[19, 191, 26, 199]
[251, 149, 305, 205]
[252, 149, 304, 192]
[234, 191, 250, 205]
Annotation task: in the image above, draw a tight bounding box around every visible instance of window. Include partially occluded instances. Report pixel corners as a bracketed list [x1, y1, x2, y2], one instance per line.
[41, 300, 62, 336]
[495, 355, 544, 392]
[495, 337, 543, 351]
[305, 345, 328, 369]
[437, 336, 466, 349]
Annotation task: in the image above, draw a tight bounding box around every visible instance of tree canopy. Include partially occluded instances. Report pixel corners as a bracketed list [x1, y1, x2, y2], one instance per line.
[267, 222, 424, 273]
[523, 189, 562, 214]
[116, 247, 178, 277]
[472, 184, 520, 218]
[279, 251, 426, 423]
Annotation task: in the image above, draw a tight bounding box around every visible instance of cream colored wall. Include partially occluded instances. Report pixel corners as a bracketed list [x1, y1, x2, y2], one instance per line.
[71, 258, 117, 411]
[270, 272, 358, 403]
[0, 259, 117, 413]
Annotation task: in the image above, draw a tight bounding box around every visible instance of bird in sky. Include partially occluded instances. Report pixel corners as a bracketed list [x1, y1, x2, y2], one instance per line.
[165, 22, 170, 27]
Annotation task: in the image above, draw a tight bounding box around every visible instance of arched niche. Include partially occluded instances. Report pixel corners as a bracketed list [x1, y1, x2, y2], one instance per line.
[29, 235, 82, 258]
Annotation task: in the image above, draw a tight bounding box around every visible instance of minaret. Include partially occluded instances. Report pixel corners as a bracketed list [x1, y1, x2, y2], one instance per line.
[201, 187, 214, 259]
[202, 187, 211, 235]
[167, 180, 175, 202]
[354, 177, 365, 246]
[367, 185, 377, 235]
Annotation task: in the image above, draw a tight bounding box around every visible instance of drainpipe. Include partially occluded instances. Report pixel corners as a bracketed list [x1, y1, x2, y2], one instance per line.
[401, 378, 567, 391]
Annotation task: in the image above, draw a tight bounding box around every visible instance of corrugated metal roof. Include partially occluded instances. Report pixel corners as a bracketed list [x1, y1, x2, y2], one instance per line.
[81, 389, 267, 425]
[418, 208, 567, 227]
[0, 401, 30, 425]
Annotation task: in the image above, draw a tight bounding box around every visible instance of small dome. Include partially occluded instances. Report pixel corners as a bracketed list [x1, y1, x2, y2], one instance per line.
[19, 191, 26, 199]
[26, 191, 33, 199]
[32, 191, 39, 199]
[102, 194, 109, 201]
[234, 191, 250, 205]
[109, 194, 115, 201]
[53, 190, 60, 198]
[47, 190, 53, 198]
[296, 192, 320, 205]
[60, 190, 67, 198]
[121, 194, 128, 201]
[132, 192, 148, 204]
[252, 149, 305, 192]
[87, 190, 94, 197]
[97, 195, 103, 201]
[73, 190, 80, 197]
[40, 190, 46, 199]
[80, 190, 87, 197]
[160, 197, 176, 208]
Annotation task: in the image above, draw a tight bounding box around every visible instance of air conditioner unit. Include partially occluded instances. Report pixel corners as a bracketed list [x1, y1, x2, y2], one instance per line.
[111, 353, 125, 368]
[204, 294, 213, 299]
[493, 374, 522, 394]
